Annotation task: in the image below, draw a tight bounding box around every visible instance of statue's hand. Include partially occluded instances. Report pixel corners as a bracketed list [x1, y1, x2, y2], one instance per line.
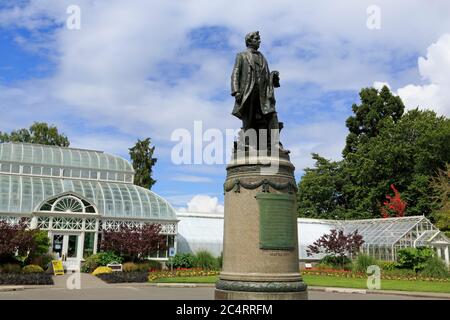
[234, 92, 243, 103]
[271, 71, 280, 88]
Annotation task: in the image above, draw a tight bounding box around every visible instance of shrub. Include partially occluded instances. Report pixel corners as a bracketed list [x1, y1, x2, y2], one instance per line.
[27, 231, 51, 264]
[0, 273, 54, 285]
[81, 254, 101, 273]
[22, 265, 44, 274]
[396, 247, 434, 272]
[96, 251, 123, 266]
[101, 224, 166, 262]
[377, 261, 396, 271]
[353, 254, 378, 273]
[122, 262, 139, 272]
[0, 263, 22, 274]
[97, 271, 148, 283]
[420, 256, 449, 278]
[169, 253, 195, 269]
[144, 260, 162, 271]
[30, 253, 55, 271]
[194, 250, 219, 270]
[320, 255, 352, 269]
[92, 266, 113, 276]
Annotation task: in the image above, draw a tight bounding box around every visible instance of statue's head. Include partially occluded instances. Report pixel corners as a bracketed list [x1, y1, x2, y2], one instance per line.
[245, 31, 261, 50]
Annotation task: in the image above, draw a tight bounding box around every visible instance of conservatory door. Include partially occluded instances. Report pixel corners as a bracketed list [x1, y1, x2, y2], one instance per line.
[52, 233, 82, 271]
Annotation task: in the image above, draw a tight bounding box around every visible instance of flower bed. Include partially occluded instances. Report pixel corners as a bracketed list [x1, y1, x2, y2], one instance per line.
[0, 273, 54, 285]
[148, 268, 220, 282]
[301, 268, 450, 282]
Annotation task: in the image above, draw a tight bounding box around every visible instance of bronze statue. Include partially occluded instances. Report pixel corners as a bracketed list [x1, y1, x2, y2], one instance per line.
[231, 31, 280, 133]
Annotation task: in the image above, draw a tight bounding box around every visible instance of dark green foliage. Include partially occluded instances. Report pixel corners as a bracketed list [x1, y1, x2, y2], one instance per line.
[129, 138, 157, 190]
[0, 122, 70, 147]
[194, 250, 219, 270]
[97, 271, 148, 283]
[0, 273, 53, 285]
[0, 263, 22, 274]
[169, 253, 195, 269]
[320, 255, 352, 270]
[420, 256, 449, 278]
[297, 154, 348, 219]
[122, 261, 162, 272]
[26, 231, 51, 265]
[396, 247, 434, 272]
[81, 252, 123, 273]
[143, 260, 162, 271]
[377, 261, 396, 271]
[430, 165, 450, 234]
[81, 255, 99, 273]
[343, 86, 404, 157]
[96, 251, 123, 266]
[352, 254, 377, 273]
[298, 86, 450, 220]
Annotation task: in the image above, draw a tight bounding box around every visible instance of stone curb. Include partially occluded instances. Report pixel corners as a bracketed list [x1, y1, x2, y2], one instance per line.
[0, 286, 25, 292]
[308, 286, 450, 299]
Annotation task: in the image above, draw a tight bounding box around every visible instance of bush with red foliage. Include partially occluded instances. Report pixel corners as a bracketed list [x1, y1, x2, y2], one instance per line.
[381, 184, 407, 218]
[306, 229, 364, 266]
[0, 219, 36, 263]
[101, 223, 167, 262]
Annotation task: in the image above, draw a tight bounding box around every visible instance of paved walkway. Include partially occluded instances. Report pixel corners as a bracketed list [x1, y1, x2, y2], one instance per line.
[1, 275, 449, 300]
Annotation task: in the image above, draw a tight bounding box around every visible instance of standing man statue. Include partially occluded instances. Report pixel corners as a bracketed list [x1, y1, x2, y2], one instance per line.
[231, 31, 282, 145]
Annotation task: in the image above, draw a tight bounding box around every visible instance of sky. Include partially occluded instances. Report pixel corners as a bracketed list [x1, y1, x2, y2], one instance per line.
[0, 1, 449, 213]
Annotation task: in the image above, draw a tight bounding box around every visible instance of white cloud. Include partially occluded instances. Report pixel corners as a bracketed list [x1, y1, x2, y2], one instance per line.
[396, 34, 450, 116]
[375, 34, 450, 117]
[178, 195, 224, 214]
[2, 0, 450, 200]
[284, 120, 348, 172]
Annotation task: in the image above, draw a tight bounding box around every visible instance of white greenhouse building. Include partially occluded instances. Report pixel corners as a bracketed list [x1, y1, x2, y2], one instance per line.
[176, 213, 450, 266]
[0, 142, 178, 270]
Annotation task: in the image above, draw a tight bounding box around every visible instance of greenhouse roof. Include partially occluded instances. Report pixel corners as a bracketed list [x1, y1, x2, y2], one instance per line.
[0, 142, 134, 173]
[0, 174, 177, 221]
[336, 216, 428, 246]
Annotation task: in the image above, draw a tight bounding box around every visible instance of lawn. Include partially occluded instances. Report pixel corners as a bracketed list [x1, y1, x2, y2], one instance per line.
[302, 275, 450, 293]
[150, 274, 450, 293]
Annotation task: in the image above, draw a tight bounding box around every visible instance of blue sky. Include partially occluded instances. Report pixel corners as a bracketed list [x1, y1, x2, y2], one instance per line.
[1, 1, 449, 212]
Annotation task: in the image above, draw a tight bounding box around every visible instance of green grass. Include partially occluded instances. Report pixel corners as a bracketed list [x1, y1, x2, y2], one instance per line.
[150, 274, 450, 293]
[302, 275, 450, 293]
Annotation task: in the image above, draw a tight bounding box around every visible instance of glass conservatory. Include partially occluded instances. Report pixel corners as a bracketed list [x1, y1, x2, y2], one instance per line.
[0, 142, 178, 270]
[176, 213, 450, 266]
[336, 216, 450, 264]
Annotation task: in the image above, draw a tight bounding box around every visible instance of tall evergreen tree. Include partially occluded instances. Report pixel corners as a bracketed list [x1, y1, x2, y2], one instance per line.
[343, 86, 404, 157]
[129, 138, 157, 190]
[0, 122, 70, 147]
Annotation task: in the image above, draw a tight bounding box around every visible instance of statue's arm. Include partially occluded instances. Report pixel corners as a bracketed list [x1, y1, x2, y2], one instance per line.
[231, 53, 242, 96]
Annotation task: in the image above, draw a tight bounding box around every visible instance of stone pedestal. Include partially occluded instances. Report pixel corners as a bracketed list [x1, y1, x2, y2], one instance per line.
[215, 152, 308, 300]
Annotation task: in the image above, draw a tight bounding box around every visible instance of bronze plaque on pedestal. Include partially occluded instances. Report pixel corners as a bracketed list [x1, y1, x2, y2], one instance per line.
[256, 193, 296, 250]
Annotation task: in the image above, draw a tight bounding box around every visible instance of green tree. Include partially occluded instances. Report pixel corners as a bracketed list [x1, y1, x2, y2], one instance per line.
[129, 138, 157, 189]
[343, 109, 449, 217]
[430, 164, 450, 233]
[297, 154, 349, 219]
[343, 86, 404, 157]
[0, 122, 70, 147]
[297, 86, 450, 220]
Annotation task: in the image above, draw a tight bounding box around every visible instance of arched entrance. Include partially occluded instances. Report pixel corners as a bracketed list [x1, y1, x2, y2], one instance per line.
[32, 193, 100, 271]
